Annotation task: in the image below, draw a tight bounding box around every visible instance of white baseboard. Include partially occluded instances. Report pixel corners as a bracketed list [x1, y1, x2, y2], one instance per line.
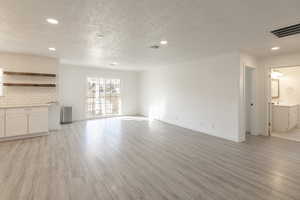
[0, 132, 49, 142]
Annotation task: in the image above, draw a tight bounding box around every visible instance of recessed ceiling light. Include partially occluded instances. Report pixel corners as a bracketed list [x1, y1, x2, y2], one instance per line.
[160, 40, 168, 45]
[110, 62, 118, 66]
[48, 47, 56, 52]
[271, 46, 280, 51]
[46, 18, 59, 25]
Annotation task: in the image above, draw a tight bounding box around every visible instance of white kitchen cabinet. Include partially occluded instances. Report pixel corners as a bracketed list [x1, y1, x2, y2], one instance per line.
[28, 107, 48, 134]
[289, 106, 298, 130]
[0, 109, 5, 137]
[48, 103, 61, 131]
[272, 104, 299, 132]
[5, 108, 28, 137]
[2, 106, 49, 139]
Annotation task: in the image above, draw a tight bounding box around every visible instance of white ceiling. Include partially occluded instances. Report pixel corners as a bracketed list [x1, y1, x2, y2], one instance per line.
[1, 0, 300, 70]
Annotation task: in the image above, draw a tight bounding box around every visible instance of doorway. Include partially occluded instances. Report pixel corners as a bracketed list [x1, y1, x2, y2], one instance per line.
[268, 66, 300, 142]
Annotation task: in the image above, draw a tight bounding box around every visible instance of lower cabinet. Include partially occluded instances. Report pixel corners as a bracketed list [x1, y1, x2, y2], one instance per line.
[28, 107, 48, 134]
[4, 107, 49, 138]
[0, 110, 5, 138]
[272, 105, 298, 132]
[6, 109, 28, 137]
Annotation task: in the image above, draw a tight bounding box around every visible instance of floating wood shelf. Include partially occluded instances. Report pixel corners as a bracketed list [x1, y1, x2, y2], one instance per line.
[3, 83, 56, 87]
[4, 71, 56, 77]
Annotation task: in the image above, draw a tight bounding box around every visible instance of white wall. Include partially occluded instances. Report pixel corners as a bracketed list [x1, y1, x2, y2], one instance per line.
[276, 67, 300, 105]
[139, 52, 242, 142]
[59, 64, 139, 121]
[0, 53, 59, 105]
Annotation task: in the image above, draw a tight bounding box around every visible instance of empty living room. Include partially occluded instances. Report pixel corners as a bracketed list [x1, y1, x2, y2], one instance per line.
[0, 0, 300, 199]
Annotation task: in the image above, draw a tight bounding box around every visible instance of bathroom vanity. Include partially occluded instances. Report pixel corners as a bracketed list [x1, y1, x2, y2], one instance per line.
[0, 104, 50, 141]
[272, 104, 299, 132]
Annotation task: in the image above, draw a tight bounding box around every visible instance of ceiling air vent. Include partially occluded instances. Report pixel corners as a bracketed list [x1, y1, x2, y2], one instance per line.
[150, 45, 160, 49]
[271, 23, 300, 38]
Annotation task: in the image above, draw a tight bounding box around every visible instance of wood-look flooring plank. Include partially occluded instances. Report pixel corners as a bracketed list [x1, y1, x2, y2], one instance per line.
[0, 116, 299, 200]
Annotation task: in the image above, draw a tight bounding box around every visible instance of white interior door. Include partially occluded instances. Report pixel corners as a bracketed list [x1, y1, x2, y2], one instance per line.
[245, 67, 256, 134]
[268, 68, 273, 135]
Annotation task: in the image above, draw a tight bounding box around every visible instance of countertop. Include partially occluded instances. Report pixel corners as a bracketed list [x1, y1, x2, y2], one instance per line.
[0, 104, 51, 109]
[273, 103, 299, 107]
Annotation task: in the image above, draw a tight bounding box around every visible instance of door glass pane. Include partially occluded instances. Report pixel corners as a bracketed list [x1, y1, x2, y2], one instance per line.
[87, 78, 121, 117]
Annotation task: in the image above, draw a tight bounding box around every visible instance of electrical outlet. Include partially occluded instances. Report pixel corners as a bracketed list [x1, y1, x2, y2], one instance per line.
[211, 124, 215, 129]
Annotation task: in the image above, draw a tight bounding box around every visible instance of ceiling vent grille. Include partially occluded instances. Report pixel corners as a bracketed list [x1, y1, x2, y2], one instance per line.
[150, 45, 160, 49]
[271, 23, 300, 38]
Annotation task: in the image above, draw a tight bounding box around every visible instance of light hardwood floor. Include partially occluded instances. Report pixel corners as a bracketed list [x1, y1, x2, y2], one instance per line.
[0, 116, 300, 200]
[272, 129, 300, 142]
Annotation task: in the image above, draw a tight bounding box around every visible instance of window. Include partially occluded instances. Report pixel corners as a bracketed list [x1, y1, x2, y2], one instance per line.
[86, 77, 121, 117]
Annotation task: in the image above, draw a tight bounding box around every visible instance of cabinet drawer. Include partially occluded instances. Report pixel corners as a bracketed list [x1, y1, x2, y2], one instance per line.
[6, 108, 27, 114]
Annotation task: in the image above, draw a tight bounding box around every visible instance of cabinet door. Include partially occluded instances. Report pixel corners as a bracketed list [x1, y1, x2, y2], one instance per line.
[288, 106, 298, 130]
[28, 107, 48, 134]
[272, 106, 289, 132]
[6, 109, 28, 137]
[0, 110, 5, 137]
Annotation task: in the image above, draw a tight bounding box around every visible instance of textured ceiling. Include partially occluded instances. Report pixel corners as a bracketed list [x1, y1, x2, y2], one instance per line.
[1, 0, 300, 70]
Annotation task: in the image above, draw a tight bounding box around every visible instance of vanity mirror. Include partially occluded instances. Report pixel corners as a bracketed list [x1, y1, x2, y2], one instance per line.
[271, 79, 279, 99]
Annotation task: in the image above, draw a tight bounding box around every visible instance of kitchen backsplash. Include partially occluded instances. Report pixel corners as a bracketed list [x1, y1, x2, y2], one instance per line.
[0, 87, 58, 105]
